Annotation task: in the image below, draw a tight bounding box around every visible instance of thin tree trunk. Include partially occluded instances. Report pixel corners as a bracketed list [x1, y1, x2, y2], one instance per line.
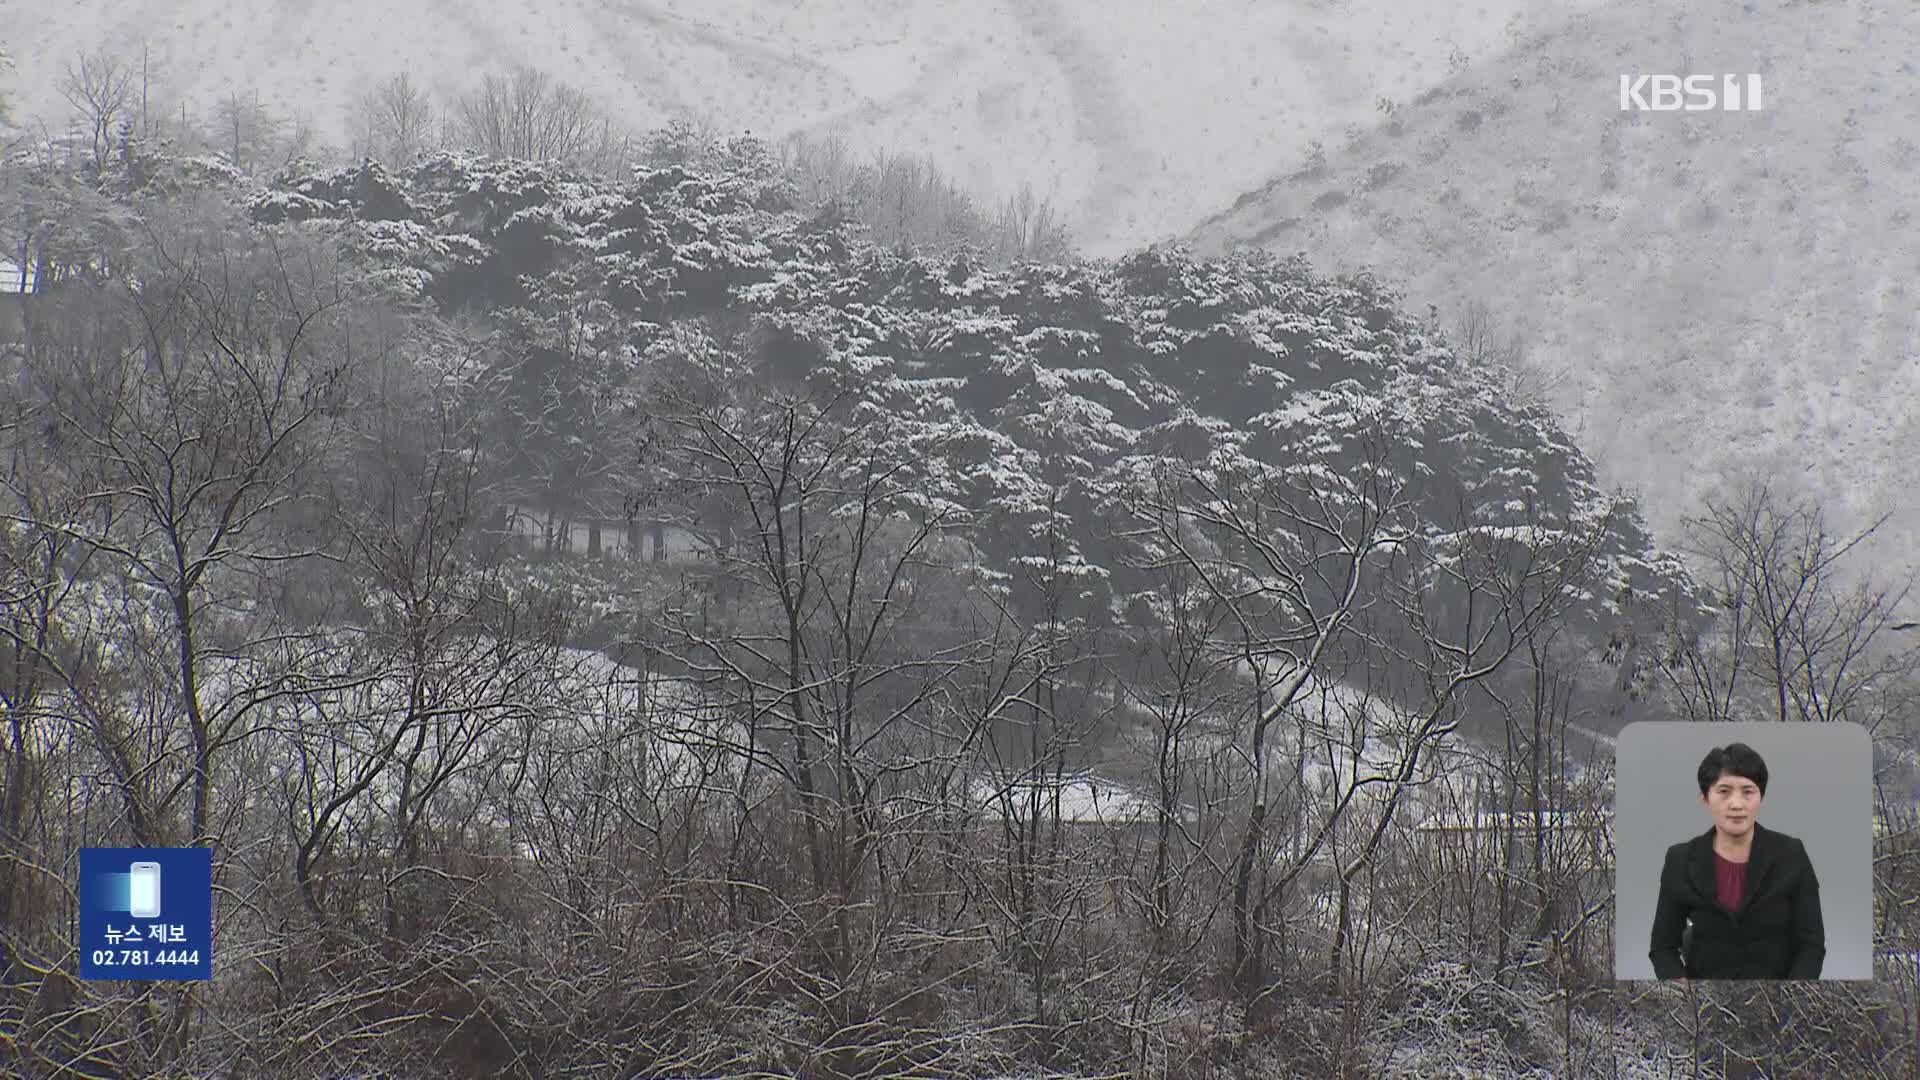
[1231, 677, 1272, 994]
[1329, 875, 1352, 988]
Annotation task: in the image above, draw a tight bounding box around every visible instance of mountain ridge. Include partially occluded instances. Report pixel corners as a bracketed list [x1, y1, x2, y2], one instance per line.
[0, 0, 1598, 255]
[1189, 0, 1920, 585]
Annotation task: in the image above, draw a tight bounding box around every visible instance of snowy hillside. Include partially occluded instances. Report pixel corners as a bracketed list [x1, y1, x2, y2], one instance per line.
[1191, 0, 1920, 581]
[0, 0, 1600, 255]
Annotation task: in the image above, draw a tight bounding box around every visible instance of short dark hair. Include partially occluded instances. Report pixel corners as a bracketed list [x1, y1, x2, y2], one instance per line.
[1697, 742, 1768, 797]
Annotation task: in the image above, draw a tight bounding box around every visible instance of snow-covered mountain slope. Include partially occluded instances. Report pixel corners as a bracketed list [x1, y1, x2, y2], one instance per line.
[0, 0, 1595, 255]
[1190, 0, 1920, 582]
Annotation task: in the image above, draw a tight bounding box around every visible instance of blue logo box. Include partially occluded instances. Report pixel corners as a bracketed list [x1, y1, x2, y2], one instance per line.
[78, 847, 213, 981]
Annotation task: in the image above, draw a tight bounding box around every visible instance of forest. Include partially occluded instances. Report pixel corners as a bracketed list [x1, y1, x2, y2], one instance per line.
[2, 53, 1919, 1080]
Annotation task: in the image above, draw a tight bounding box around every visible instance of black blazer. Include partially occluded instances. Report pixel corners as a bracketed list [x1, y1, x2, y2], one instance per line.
[1648, 821, 1824, 979]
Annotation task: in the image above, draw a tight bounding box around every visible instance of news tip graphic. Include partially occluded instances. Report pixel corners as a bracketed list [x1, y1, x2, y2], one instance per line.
[79, 847, 213, 981]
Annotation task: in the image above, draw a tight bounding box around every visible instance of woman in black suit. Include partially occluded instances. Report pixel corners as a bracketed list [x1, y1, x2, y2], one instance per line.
[1648, 743, 1825, 980]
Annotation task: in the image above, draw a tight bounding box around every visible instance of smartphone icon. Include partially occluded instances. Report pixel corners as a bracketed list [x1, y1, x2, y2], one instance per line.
[128, 862, 162, 919]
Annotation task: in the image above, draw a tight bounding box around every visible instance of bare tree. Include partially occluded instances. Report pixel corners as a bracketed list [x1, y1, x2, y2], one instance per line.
[349, 72, 437, 165]
[1661, 482, 1914, 727]
[58, 48, 136, 174]
[1450, 298, 1562, 412]
[1116, 400, 1612, 998]
[5, 199, 365, 1070]
[637, 344, 1093, 1071]
[1107, 566, 1230, 957]
[277, 344, 548, 936]
[0, 343, 101, 1028]
[993, 181, 1074, 263]
[776, 129, 853, 201]
[210, 90, 292, 174]
[775, 131, 1075, 263]
[450, 66, 626, 171]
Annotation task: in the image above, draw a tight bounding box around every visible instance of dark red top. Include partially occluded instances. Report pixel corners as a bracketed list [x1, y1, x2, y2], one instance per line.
[1713, 851, 1748, 911]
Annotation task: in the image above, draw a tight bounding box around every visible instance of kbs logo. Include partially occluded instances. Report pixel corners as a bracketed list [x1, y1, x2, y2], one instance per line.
[1618, 74, 1764, 112]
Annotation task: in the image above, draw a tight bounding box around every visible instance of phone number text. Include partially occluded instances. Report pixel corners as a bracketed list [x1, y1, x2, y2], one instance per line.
[89, 949, 201, 966]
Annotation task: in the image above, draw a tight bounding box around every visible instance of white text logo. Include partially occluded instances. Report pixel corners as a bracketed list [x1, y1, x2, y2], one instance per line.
[1619, 74, 1763, 112]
